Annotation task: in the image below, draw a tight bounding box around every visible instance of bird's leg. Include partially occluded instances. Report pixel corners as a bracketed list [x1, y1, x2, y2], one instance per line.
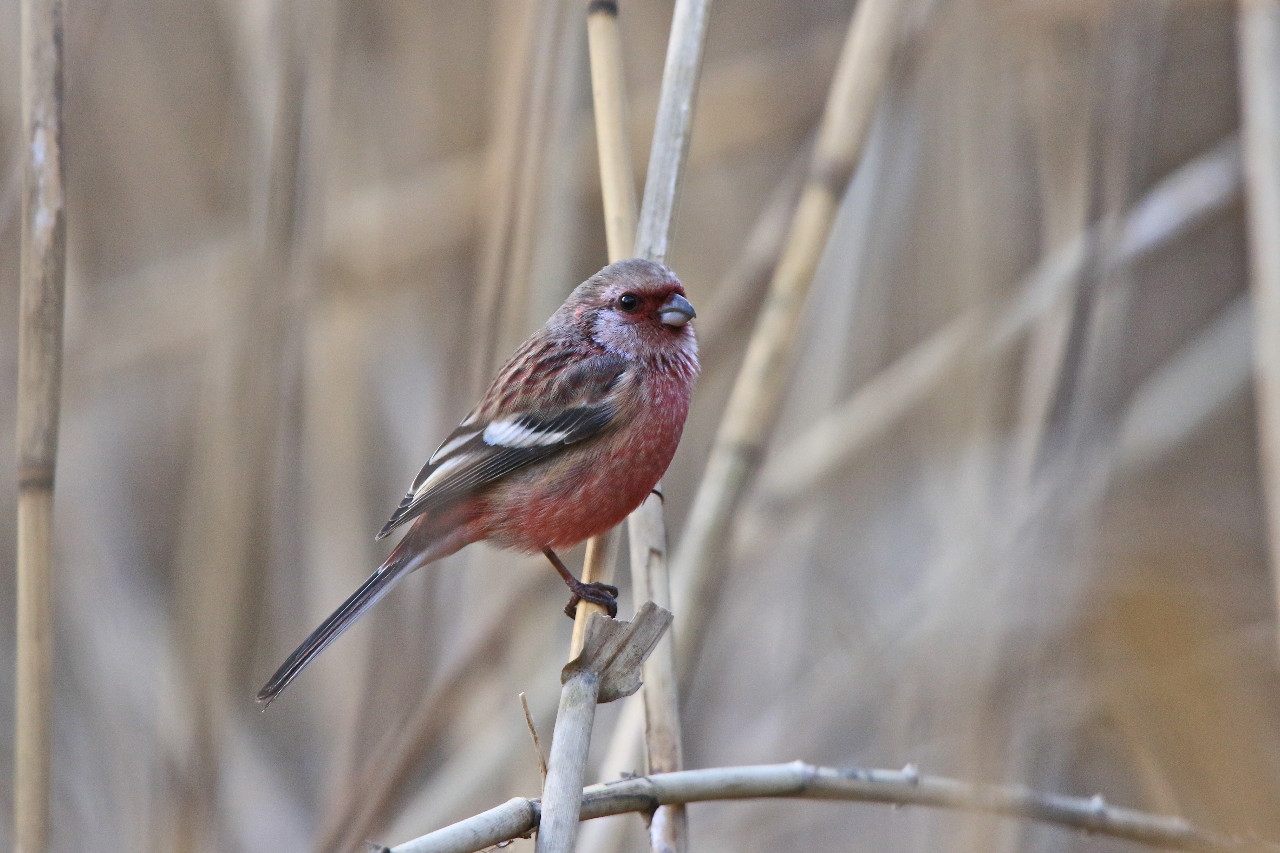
[542, 547, 618, 619]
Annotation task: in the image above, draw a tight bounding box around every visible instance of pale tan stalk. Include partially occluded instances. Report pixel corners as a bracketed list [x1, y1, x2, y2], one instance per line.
[572, 0, 640, 660]
[587, 0, 638, 262]
[626, 3, 714, 851]
[569, 4, 711, 852]
[632, 0, 713, 265]
[1237, 0, 1280, 655]
[15, 1, 66, 850]
[627, 491, 687, 852]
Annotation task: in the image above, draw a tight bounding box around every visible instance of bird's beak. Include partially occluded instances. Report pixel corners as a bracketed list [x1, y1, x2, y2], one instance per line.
[658, 293, 696, 327]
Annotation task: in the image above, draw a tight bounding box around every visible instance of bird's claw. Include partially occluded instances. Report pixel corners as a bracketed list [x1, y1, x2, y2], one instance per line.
[563, 582, 619, 619]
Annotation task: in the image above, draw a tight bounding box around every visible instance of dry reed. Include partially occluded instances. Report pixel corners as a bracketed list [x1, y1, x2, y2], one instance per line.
[670, 0, 904, 678]
[15, 2, 65, 851]
[1237, 0, 1280, 653]
[571, 0, 641, 658]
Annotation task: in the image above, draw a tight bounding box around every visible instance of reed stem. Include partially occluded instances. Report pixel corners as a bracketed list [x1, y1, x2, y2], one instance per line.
[16, 1, 66, 851]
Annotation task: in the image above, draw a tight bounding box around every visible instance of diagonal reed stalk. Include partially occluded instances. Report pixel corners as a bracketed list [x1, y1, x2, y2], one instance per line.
[669, 0, 903, 678]
[752, 138, 1242, 514]
[1236, 0, 1280, 657]
[16, 1, 66, 852]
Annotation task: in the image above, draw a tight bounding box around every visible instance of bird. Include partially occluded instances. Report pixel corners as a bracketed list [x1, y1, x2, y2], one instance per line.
[257, 258, 698, 706]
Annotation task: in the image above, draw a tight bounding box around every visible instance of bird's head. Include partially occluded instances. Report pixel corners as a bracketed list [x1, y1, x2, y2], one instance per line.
[560, 258, 698, 369]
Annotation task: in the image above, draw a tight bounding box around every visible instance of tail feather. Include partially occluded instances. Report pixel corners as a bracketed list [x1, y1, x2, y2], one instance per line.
[256, 553, 414, 707]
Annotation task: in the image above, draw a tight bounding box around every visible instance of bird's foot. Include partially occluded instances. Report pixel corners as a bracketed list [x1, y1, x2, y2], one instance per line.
[563, 581, 619, 619]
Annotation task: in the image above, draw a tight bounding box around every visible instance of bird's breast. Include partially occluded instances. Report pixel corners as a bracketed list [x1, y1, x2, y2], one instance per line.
[481, 368, 693, 553]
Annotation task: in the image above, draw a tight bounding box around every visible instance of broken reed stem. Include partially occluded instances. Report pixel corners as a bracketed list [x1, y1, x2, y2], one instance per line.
[572, 0, 638, 655]
[390, 761, 1264, 853]
[536, 673, 602, 853]
[538, 607, 673, 853]
[670, 0, 901, 677]
[16, 1, 66, 851]
[520, 692, 550, 782]
[1236, 0, 1280, 657]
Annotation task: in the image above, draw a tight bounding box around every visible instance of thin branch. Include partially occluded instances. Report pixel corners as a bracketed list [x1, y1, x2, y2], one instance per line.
[1236, 0, 1280, 657]
[391, 761, 1266, 853]
[16, 0, 66, 850]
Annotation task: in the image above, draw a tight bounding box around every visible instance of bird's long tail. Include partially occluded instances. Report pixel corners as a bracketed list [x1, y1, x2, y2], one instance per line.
[257, 540, 425, 707]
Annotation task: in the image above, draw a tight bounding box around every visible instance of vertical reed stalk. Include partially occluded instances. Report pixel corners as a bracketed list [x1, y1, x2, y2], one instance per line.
[1237, 0, 1280, 655]
[572, 0, 640, 658]
[587, 0, 638, 261]
[617, 2, 713, 850]
[632, 0, 713, 265]
[15, 1, 66, 851]
[627, 490, 687, 852]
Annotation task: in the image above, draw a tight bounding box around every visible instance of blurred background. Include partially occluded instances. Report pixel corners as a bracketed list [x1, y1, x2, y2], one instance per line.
[1, 0, 1278, 851]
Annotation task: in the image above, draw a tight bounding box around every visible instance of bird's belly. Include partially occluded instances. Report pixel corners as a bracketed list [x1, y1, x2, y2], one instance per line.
[481, 406, 685, 552]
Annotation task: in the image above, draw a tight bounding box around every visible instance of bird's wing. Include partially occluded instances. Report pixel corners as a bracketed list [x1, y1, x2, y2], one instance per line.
[376, 353, 630, 540]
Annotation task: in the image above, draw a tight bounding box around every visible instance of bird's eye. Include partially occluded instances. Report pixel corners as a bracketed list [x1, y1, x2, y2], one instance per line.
[617, 293, 640, 313]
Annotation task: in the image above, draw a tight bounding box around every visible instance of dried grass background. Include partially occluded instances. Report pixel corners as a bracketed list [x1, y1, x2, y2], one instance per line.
[1, 0, 1278, 851]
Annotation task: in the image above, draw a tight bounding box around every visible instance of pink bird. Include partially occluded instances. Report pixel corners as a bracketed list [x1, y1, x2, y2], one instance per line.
[258, 258, 698, 705]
